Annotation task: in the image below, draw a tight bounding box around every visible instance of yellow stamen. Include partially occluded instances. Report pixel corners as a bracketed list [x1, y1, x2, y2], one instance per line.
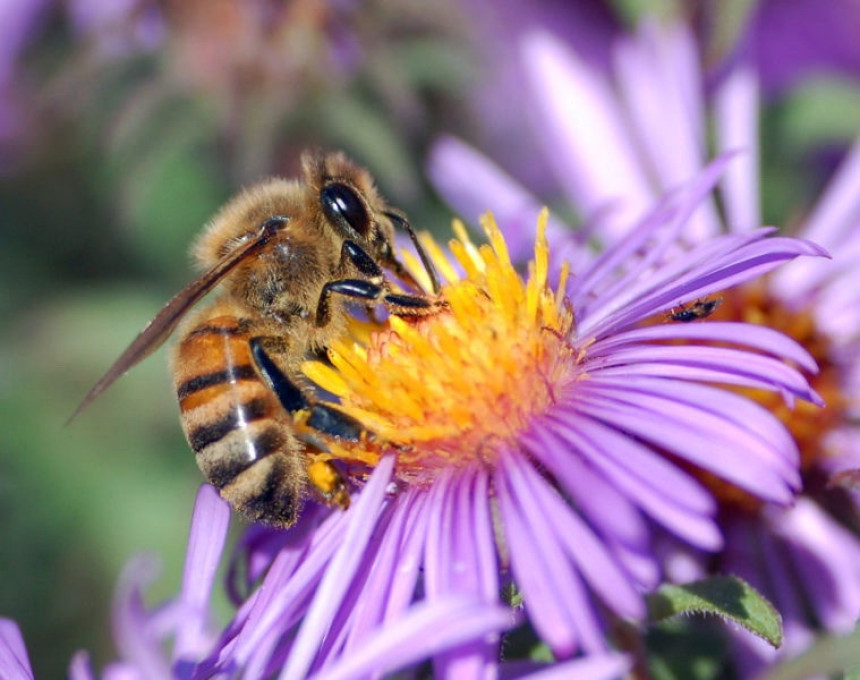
[302, 210, 577, 484]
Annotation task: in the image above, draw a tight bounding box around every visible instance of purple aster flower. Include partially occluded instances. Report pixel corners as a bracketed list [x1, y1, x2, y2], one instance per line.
[429, 16, 860, 674]
[196, 153, 824, 676]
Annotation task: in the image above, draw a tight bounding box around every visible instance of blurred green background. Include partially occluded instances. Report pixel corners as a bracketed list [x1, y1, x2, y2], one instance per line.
[3, 0, 860, 677]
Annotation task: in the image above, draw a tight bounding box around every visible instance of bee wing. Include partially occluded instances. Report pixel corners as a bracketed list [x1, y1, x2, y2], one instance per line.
[69, 217, 287, 422]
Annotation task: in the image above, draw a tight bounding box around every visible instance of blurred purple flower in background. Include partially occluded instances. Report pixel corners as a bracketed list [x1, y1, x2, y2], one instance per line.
[751, 0, 860, 95]
[430, 11, 860, 673]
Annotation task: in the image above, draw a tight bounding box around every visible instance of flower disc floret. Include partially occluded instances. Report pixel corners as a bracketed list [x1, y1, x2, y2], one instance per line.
[303, 211, 576, 483]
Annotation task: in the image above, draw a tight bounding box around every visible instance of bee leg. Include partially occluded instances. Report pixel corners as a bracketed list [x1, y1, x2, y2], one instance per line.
[315, 278, 439, 326]
[341, 236, 441, 296]
[250, 338, 366, 440]
[300, 403, 367, 511]
[307, 457, 350, 510]
[341, 240, 384, 280]
[249, 337, 308, 413]
[250, 337, 361, 511]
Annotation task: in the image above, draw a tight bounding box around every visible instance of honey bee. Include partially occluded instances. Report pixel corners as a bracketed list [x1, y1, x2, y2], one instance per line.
[73, 151, 443, 527]
[668, 296, 723, 322]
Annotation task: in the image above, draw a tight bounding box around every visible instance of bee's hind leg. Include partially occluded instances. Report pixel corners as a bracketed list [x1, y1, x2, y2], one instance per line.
[249, 337, 363, 510]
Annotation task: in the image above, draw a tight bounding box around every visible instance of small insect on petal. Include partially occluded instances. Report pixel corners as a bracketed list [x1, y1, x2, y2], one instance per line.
[667, 296, 723, 322]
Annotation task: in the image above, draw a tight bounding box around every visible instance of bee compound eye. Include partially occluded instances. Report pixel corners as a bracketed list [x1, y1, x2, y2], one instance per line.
[320, 183, 370, 236]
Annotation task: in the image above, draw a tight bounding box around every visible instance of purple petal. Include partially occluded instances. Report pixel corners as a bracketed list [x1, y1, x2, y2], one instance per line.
[521, 30, 655, 239]
[773, 138, 860, 296]
[423, 470, 456, 599]
[752, 0, 860, 95]
[570, 154, 738, 329]
[68, 652, 96, 680]
[279, 455, 395, 680]
[226, 526, 292, 606]
[567, 390, 797, 504]
[779, 500, 860, 632]
[522, 424, 660, 588]
[427, 136, 576, 263]
[0, 619, 33, 680]
[496, 451, 605, 656]
[714, 62, 762, 232]
[339, 490, 428, 653]
[593, 322, 818, 373]
[584, 226, 772, 318]
[545, 415, 723, 550]
[546, 399, 717, 516]
[376, 490, 433, 623]
[102, 664, 145, 680]
[466, 470, 501, 603]
[424, 470, 502, 678]
[226, 507, 351, 675]
[614, 23, 719, 241]
[580, 377, 799, 473]
[111, 555, 173, 679]
[310, 597, 515, 680]
[755, 529, 814, 657]
[227, 502, 335, 605]
[514, 450, 645, 620]
[173, 484, 231, 662]
[586, 344, 816, 404]
[582, 232, 828, 340]
[311, 503, 400, 669]
[0, 0, 52, 84]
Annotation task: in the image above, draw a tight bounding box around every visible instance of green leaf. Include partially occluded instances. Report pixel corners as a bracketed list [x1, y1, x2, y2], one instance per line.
[647, 576, 783, 649]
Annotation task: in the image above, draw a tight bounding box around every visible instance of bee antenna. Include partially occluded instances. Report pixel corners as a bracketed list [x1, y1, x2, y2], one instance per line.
[384, 211, 441, 295]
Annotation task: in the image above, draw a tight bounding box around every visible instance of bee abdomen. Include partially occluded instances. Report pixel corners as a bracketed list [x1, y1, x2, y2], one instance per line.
[187, 396, 270, 452]
[173, 315, 306, 526]
[176, 364, 258, 401]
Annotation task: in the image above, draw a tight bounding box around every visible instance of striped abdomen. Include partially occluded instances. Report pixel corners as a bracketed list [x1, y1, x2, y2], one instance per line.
[173, 315, 306, 527]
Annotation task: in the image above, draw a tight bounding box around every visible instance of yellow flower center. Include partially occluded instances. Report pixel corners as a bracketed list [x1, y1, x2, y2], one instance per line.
[301, 211, 577, 484]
